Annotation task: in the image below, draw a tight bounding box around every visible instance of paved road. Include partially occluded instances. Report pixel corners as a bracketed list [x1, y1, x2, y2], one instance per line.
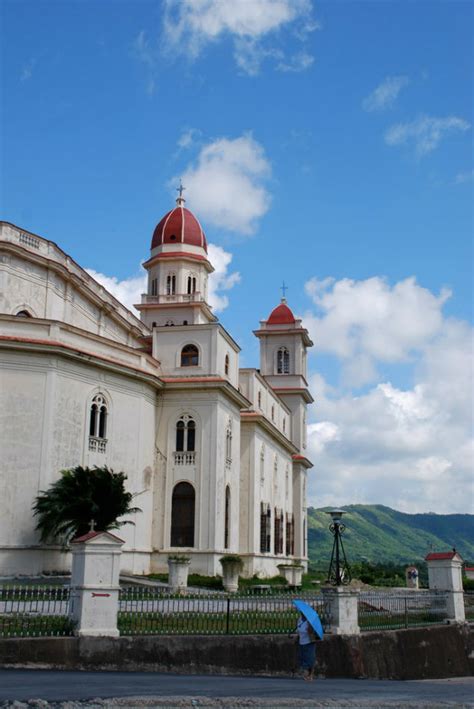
[0, 670, 472, 707]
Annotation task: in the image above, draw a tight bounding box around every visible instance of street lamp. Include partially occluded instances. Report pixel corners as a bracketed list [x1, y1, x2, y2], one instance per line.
[326, 509, 351, 586]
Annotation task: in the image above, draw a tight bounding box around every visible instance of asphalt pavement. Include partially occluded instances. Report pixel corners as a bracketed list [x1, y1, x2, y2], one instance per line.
[0, 670, 473, 708]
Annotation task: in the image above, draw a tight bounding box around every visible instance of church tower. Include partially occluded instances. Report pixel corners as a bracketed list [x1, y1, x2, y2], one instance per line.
[135, 191, 246, 576]
[254, 298, 313, 451]
[254, 297, 313, 560]
[135, 188, 215, 329]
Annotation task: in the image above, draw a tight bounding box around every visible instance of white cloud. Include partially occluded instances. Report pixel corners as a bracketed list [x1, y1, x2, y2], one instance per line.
[177, 128, 201, 150]
[86, 268, 147, 316]
[133, 30, 158, 95]
[455, 169, 474, 184]
[385, 115, 470, 157]
[86, 244, 239, 316]
[362, 75, 409, 112]
[304, 277, 473, 513]
[20, 58, 36, 82]
[174, 134, 271, 234]
[162, 0, 317, 75]
[277, 51, 315, 73]
[207, 243, 241, 312]
[304, 275, 450, 385]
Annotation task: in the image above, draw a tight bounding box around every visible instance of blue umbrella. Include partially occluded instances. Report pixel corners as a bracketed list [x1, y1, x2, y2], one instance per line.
[293, 599, 324, 639]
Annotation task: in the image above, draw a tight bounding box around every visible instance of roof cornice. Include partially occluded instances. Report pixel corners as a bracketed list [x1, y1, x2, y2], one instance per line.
[0, 335, 163, 389]
[240, 411, 298, 454]
[143, 251, 214, 273]
[161, 375, 251, 409]
[270, 386, 314, 404]
[292, 454, 313, 469]
[253, 327, 313, 347]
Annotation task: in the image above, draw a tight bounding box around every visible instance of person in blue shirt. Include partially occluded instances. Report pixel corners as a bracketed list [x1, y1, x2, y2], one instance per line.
[296, 613, 317, 680]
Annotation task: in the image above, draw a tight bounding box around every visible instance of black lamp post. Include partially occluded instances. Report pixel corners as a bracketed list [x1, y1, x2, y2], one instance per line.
[326, 509, 351, 586]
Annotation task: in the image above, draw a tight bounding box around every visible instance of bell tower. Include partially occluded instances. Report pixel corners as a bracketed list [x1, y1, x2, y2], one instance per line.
[135, 189, 215, 329]
[254, 297, 314, 561]
[254, 298, 313, 452]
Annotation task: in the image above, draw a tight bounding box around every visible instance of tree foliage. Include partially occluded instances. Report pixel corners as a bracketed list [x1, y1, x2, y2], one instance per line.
[33, 466, 141, 544]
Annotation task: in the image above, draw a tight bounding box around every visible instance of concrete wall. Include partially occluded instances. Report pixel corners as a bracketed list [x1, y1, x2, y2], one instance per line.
[239, 419, 295, 576]
[0, 346, 157, 576]
[0, 625, 472, 679]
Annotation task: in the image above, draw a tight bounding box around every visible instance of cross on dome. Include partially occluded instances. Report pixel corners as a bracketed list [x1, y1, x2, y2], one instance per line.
[280, 281, 288, 302]
[176, 180, 186, 207]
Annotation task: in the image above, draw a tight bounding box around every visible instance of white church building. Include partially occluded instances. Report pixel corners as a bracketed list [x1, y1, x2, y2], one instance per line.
[0, 193, 313, 578]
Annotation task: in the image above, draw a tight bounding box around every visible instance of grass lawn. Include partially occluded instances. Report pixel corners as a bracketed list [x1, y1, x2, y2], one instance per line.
[0, 614, 74, 637]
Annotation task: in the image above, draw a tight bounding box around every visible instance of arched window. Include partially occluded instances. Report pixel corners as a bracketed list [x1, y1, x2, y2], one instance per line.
[180, 344, 199, 367]
[175, 415, 196, 453]
[277, 347, 290, 374]
[224, 354, 230, 376]
[187, 275, 197, 295]
[166, 273, 176, 295]
[15, 310, 32, 318]
[89, 394, 108, 453]
[283, 418, 286, 433]
[225, 420, 232, 464]
[171, 482, 195, 547]
[224, 485, 231, 549]
[271, 405, 275, 422]
[151, 278, 158, 296]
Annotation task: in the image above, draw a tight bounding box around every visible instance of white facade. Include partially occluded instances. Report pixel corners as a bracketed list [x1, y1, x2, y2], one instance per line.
[0, 202, 313, 578]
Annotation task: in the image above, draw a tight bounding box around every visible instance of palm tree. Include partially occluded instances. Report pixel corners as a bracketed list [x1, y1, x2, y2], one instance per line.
[33, 466, 141, 544]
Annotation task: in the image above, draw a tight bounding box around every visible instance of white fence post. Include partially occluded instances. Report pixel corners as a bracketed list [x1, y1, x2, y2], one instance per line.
[69, 530, 124, 636]
[425, 550, 465, 623]
[322, 586, 360, 635]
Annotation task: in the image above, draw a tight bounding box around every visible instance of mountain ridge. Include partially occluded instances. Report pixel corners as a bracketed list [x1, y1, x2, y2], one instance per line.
[307, 504, 473, 565]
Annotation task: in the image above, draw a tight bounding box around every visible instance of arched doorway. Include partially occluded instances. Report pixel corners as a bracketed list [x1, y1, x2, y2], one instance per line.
[171, 482, 195, 547]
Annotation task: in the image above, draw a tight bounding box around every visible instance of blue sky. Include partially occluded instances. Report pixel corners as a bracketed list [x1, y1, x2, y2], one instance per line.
[2, 0, 472, 514]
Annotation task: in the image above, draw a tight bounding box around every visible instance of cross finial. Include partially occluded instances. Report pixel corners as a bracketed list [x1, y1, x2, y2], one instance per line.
[89, 519, 96, 532]
[280, 281, 288, 301]
[176, 180, 186, 206]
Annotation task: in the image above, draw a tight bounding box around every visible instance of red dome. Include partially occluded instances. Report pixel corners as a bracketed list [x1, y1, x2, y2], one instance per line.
[267, 300, 296, 325]
[151, 206, 207, 252]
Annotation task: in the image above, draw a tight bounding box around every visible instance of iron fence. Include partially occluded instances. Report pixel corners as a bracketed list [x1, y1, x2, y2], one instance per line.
[0, 585, 74, 637]
[464, 591, 474, 621]
[358, 590, 448, 631]
[1, 584, 469, 638]
[118, 587, 331, 636]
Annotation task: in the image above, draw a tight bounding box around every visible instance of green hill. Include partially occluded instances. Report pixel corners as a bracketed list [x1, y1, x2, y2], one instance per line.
[308, 505, 474, 566]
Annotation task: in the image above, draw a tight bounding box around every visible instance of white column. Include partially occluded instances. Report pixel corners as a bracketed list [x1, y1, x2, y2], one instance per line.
[322, 587, 360, 635]
[426, 552, 465, 623]
[69, 531, 124, 637]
